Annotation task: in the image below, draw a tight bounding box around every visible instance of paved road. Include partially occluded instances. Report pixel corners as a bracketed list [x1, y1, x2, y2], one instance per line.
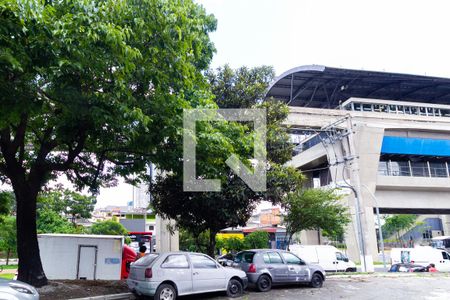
[180, 274, 450, 300]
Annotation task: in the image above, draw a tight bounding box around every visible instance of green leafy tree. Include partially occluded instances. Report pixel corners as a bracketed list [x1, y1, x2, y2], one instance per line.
[36, 209, 76, 234]
[0, 0, 215, 286]
[205, 65, 275, 108]
[152, 66, 303, 257]
[0, 190, 14, 216]
[221, 237, 244, 253]
[0, 216, 17, 265]
[179, 229, 210, 253]
[282, 189, 350, 249]
[244, 231, 269, 249]
[382, 214, 417, 244]
[90, 220, 129, 236]
[38, 189, 96, 224]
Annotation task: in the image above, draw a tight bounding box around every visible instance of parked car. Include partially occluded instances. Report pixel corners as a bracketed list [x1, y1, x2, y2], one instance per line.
[217, 253, 236, 267]
[0, 278, 39, 300]
[127, 252, 248, 300]
[232, 249, 326, 292]
[389, 263, 428, 272]
[289, 245, 357, 272]
[391, 246, 450, 271]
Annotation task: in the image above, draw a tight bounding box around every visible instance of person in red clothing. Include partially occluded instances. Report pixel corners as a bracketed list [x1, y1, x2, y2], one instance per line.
[427, 263, 437, 272]
[121, 245, 137, 279]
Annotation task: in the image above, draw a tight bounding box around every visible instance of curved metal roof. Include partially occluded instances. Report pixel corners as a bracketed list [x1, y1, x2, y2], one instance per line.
[265, 65, 450, 108]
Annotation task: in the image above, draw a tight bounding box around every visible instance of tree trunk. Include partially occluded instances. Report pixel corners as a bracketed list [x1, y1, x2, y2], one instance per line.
[6, 248, 10, 265]
[15, 189, 48, 287]
[208, 230, 217, 258]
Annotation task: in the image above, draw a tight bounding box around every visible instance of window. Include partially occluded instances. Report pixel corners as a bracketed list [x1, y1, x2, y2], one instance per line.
[362, 104, 373, 112]
[388, 105, 397, 113]
[442, 252, 450, 260]
[266, 252, 283, 264]
[161, 254, 189, 269]
[389, 161, 410, 176]
[336, 252, 348, 261]
[134, 254, 159, 266]
[281, 252, 304, 265]
[411, 161, 429, 177]
[378, 161, 389, 176]
[190, 254, 218, 269]
[234, 252, 255, 263]
[429, 162, 448, 178]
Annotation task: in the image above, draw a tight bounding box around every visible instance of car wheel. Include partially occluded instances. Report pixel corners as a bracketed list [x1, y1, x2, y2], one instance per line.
[155, 283, 177, 300]
[309, 272, 323, 288]
[256, 274, 272, 292]
[226, 278, 243, 298]
[346, 267, 357, 272]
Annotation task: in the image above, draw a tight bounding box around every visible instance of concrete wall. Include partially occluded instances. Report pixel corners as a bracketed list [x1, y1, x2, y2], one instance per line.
[38, 234, 123, 280]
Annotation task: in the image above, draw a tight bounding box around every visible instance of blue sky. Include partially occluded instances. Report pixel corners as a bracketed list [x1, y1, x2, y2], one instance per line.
[96, 0, 450, 207]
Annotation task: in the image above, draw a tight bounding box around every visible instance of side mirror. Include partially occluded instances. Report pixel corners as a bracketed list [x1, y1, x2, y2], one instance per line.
[343, 258, 349, 262]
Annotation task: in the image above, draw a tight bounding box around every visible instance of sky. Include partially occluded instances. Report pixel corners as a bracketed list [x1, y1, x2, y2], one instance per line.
[95, 0, 450, 207]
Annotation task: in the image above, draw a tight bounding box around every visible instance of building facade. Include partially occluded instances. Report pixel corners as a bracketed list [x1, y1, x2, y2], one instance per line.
[266, 65, 450, 270]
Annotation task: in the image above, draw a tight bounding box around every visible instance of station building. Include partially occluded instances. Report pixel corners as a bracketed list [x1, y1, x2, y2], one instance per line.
[265, 65, 450, 269]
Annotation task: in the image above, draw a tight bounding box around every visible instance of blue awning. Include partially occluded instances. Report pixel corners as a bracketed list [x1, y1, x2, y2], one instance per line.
[381, 136, 450, 157]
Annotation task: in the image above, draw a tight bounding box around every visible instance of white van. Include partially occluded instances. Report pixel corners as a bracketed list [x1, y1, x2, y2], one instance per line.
[390, 246, 450, 272]
[289, 245, 357, 272]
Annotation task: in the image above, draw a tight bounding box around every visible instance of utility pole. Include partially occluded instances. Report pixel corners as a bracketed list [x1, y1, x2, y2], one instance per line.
[344, 117, 369, 272]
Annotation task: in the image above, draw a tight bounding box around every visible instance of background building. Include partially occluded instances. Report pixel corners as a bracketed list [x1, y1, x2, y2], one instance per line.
[266, 65, 450, 270]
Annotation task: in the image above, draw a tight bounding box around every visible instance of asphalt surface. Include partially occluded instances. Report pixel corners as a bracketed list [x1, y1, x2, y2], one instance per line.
[180, 274, 450, 300]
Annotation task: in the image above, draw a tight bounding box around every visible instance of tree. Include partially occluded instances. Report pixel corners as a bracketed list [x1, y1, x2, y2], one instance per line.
[0, 190, 14, 216]
[220, 237, 244, 254]
[205, 65, 275, 108]
[244, 231, 269, 249]
[38, 189, 96, 225]
[0, 0, 216, 286]
[0, 216, 17, 265]
[36, 208, 76, 234]
[282, 188, 350, 249]
[382, 214, 417, 244]
[152, 66, 303, 257]
[90, 220, 129, 236]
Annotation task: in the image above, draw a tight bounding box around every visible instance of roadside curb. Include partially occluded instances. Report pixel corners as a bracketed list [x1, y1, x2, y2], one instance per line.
[327, 273, 448, 279]
[70, 293, 134, 300]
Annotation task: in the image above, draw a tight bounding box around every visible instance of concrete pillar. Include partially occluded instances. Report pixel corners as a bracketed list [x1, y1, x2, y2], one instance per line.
[299, 230, 321, 245]
[441, 215, 450, 236]
[155, 215, 179, 252]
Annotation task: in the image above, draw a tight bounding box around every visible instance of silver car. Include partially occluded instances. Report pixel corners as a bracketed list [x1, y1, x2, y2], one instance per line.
[0, 278, 39, 300]
[233, 249, 326, 292]
[127, 252, 248, 300]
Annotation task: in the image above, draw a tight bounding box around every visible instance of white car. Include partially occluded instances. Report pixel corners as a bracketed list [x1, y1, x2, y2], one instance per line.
[127, 252, 248, 300]
[0, 278, 39, 300]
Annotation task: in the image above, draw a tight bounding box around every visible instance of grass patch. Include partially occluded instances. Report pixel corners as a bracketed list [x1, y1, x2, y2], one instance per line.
[1, 264, 18, 270]
[0, 273, 15, 280]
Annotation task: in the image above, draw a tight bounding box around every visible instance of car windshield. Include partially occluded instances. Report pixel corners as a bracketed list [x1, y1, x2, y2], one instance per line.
[134, 253, 159, 266]
[234, 251, 255, 263]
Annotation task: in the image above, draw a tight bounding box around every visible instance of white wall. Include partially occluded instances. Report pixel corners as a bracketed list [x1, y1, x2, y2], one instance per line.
[38, 234, 123, 280]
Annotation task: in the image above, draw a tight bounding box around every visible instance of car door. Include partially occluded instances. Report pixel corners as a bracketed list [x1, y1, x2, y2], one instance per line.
[280, 252, 309, 282]
[263, 251, 289, 283]
[335, 252, 347, 272]
[438, 251, 450, 271]
[190, 254, 226, 293]
[159, 254, 193, 295]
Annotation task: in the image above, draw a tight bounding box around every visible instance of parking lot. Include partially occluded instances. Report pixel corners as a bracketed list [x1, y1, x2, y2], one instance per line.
[181, 274, 450, 300]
